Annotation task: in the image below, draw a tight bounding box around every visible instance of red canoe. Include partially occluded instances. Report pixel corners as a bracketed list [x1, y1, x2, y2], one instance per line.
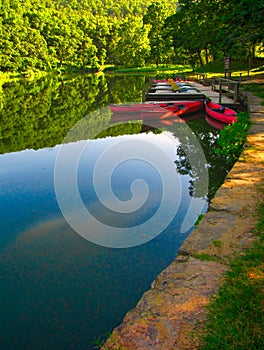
[109, 102, 170, 113]
[205, 101, 238, 124]
[173, 100, 204, 117]
[152, 79, 169, 83]
[140, 109, 173, 119]
[110, 101, 204, 116]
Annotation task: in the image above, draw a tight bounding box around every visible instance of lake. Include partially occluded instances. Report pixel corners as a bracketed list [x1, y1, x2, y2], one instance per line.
[0, 74, 230, 349]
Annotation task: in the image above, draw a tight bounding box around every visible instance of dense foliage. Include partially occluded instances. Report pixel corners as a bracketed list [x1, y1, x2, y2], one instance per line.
[0, 0, 175, 72]
[0, 0, 263, 73]
[215, 112, 250, 163]
[164, 0, 264, 69]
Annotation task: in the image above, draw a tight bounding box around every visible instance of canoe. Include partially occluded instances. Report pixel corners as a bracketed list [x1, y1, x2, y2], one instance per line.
[110, 103, 171, 113]
[109, 109, 171, 122]
[153, 79, 169, 83]
[110, 101, 204, 116]
[176, 82, 191, 87]
[178, 86, 198, 93]
[110, 103, 158, 113]
[140, 109, 173, 119]
[152, 82, 171, 87]
[151, 85, 173, 90]
[170, 100, 204, 116]
[160, 101, 203, 113]
[110, 103, 204, 125]
[205, 101, 238, 124]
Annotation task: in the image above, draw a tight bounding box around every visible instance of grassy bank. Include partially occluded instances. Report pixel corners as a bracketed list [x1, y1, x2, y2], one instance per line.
[104, 59, 264, 81]
[2, 59, 264, 82]
[198, 82, 264, 350]
[104, 64, 192, 75]
[194, 58, 264, 79]
[200, 197, 264, 349]
[241, 83, 264, 105]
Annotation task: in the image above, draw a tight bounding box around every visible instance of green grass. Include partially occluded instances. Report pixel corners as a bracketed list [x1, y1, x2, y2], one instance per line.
[93, 331, 121, 350]
[241, 83, 264, 105]
[105, 58, 264, 76]
[194, 213, 204, 227]
[212, 240, 222, 248]
[215, 111, 251, 163]
[192, 253, 219, 262]
[200, 199, 264, 350]
[192, 58, 264, 80]
[195, 59, 249, 74]
[195, 58, 264, 73]
[199, 68, 264, 349]
[104, 64, 192, 75]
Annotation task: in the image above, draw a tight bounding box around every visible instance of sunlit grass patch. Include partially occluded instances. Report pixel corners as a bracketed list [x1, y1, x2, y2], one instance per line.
[107, 64, 192, 75]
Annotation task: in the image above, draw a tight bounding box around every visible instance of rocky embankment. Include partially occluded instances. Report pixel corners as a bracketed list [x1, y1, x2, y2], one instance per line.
[103, 87, 264, 350]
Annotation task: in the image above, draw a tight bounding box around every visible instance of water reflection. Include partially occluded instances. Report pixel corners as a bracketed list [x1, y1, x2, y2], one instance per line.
[0, 130, 200, 350]
[0, 74, 231, 349]
[0, 74, 146, 153]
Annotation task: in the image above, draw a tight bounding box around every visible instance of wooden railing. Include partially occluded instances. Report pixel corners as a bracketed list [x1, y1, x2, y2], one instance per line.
[211, 78, 240, 103]
[189, 73, 208, 84]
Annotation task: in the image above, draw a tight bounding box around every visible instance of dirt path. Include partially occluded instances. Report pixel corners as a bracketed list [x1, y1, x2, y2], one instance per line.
[103, 87, 264, 350]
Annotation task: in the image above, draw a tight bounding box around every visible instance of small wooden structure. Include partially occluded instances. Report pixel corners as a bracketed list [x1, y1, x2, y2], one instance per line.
[211, 78, 240, 103]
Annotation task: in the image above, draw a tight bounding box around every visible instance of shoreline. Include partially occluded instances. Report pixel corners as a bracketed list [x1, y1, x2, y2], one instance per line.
[103, 87, 264, 349]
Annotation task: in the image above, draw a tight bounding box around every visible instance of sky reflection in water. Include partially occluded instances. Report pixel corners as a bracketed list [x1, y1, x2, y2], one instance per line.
[0, 129, 206, 349]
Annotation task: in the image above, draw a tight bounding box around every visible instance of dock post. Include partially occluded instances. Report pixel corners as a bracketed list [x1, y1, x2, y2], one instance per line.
[219, 81, 222, 104]
[234, 82, 239, 103]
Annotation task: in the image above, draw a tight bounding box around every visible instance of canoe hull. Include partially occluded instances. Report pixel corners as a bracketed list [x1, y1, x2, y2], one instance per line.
[205, 101, 238, 124]
[110, 101, 204, 116]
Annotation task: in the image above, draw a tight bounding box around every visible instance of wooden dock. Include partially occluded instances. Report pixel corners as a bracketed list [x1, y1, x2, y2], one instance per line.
[189, 81, 238, 105]
[144, 81, 240, 108]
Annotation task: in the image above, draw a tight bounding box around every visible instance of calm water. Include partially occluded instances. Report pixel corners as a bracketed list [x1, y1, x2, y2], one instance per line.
[0, 74, 230, 349]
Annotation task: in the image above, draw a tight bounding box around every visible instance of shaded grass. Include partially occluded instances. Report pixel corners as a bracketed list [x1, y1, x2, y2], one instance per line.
[195, 58, 264, 73]
[195, 59, 250, 74]
[241, 83, 264, 105]
[200, 199, 264, 350]
[192, 59, 264, 81]
[192, 253, 219, 262]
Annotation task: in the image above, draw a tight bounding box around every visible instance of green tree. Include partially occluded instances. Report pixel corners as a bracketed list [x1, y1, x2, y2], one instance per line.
[114, 16, 151, 67]
[143, 1, 174, 67]
[165, 0, 264, 68]
[164, 0, 224, 67]
[218, 0, 264, 67]
[43, 11, 80, 68]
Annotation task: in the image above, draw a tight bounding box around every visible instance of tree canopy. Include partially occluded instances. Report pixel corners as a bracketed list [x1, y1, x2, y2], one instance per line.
[0, 0, 263, 73]
[164, 0, 264, 67]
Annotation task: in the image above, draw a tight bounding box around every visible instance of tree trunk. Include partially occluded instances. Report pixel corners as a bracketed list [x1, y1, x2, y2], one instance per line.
[197, 50, 203, 66]
[249, 44, 255, 69]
